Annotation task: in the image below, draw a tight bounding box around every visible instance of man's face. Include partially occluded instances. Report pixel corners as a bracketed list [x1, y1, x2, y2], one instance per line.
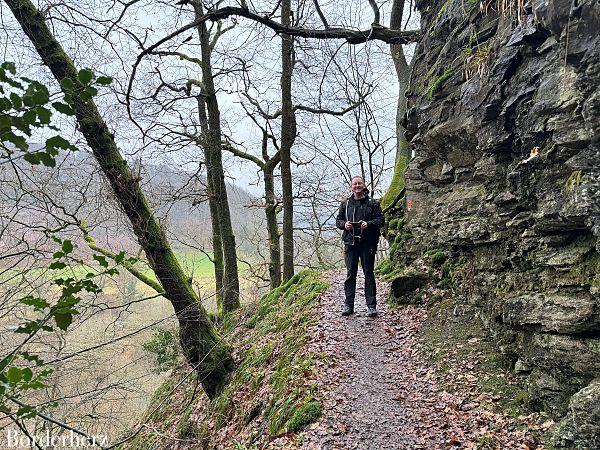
[350, 177, 365, 195]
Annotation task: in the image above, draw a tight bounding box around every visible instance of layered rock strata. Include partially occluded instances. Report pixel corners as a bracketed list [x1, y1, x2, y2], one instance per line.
[400, 0, 599, 446]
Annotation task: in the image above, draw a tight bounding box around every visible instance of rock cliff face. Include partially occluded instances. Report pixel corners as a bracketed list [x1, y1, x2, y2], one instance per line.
[400, 0, 599, 446]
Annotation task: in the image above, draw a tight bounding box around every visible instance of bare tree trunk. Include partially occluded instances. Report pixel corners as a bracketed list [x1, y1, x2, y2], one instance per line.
[194, 1, 240, 312]
[391, 0, 411, 174]
[280, 0, 296, 281]
[392, 43, 410, 180]
[222, 130, 281, 288]
[197, 97, 225, 309]
[264, 157, 281, 289]
[4, 0, 233, 397]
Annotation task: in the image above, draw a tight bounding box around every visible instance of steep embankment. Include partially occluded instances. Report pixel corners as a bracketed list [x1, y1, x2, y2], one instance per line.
[121, 270, 329, 449]
[384, 0, 599, 447]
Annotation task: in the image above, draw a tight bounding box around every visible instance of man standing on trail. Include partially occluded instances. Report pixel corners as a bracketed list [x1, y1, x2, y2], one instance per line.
[336, 176, 385, 317]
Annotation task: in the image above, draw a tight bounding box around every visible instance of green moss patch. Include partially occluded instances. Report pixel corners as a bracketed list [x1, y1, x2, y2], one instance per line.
[286, 400, 322, 432]
[568, 251, 600, 288]
[375, 258, 402, 281]
[426, 67, 456, 99]
[123, 270, 329, 449]
[381, 155, 407, 212]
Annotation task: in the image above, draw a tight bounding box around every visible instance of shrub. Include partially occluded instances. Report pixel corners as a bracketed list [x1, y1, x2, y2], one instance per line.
[143, 327, 181, 373]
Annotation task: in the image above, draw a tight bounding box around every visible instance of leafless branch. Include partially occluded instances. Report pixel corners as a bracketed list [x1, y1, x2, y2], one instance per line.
[312, 0, 329, 28]
[126, 6, 420, 127]
[368, 0, 381, 25]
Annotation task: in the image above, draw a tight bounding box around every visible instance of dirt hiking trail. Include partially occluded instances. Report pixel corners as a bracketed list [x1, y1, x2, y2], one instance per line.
[290, 270, 550, 450]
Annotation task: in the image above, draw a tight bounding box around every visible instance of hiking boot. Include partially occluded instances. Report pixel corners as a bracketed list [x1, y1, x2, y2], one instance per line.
[366, 307, 377, 317]
[341, 305, 354, 316]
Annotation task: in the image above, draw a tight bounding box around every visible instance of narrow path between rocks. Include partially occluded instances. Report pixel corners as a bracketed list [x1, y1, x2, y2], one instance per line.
[295, 270, 548, 450]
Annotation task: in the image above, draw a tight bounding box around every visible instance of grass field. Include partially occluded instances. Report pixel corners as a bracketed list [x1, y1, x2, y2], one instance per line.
[176, 251, 216, 277]
[1, 250, 246, 286]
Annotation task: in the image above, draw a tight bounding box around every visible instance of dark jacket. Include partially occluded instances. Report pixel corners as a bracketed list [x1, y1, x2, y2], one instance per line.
[336, 191, 384, 246]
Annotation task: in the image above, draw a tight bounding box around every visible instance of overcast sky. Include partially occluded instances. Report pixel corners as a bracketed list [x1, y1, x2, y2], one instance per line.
[1, 0, 419, 197]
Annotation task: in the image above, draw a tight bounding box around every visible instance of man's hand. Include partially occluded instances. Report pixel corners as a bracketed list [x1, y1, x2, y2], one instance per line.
[359, 220, 368, 230]
[345, 221, 353, 231]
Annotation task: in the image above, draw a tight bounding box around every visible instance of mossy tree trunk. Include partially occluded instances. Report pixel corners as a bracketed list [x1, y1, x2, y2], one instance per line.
[280, 0, 297, 282]
[381, 0, 411, 209]
[193, 1, 240, 313]
[5, 0, 233, 398]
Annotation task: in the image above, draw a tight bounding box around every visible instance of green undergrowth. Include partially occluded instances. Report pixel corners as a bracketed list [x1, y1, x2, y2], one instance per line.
[124, 269, 329, 449]
[381, 216, 412, 260]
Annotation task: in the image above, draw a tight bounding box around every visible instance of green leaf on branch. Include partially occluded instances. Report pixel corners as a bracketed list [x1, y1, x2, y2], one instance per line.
[7, 366, 22, 384]
[20, 353, 44, 366]
[36, 106, 51, 124]
[96, 76, 113, 85]
[52, 102, 75, 116]
[114, 251, 126, 263]
[38, 152, 56, 167]
[23, 153, 41, 165]
[62, 240, 74, 254]
[19, 296, 50, 310]
[4, 132, 28, 151]
[80, 85, 98, 101]
[48, 261, 66, 270]
[15, 321, 41, 334]
[1, 61, 16, 74]
[23, 380, 47, 390]
[21, 368, 33, 382]
[78, 69, 93, 84]
[0, 98, 12, 112]
[22, 109, 37, 125]
[46, 135, 74, 150]
[16, 404, 36, 418]
[32, 89, 49, 105]
[0, 97, 12, 112]
[9, 92, 22, 109]
[53, 312, 73, 331]
[60, 77, 74, 91]
[22, 95, 35, 108]
[93, 254, 109, 268]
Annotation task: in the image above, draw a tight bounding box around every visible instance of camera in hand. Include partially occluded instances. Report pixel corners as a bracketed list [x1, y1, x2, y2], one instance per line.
[350, 222, 362, 245]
